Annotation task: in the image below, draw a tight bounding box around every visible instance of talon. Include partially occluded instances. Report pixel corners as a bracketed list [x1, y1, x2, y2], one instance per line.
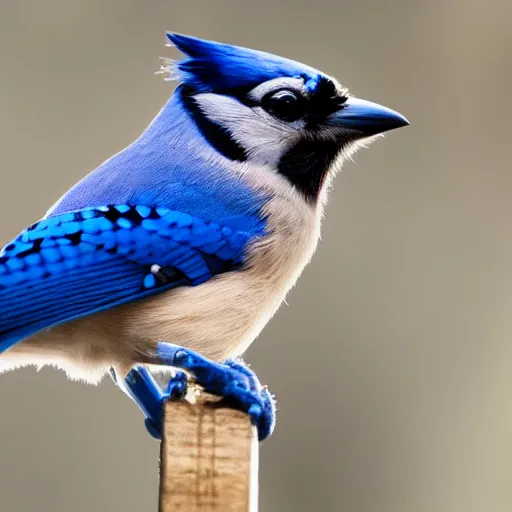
[123, 344, 277, 442]
[167, 371, 188, 400]
[173, 349, 190, 365]
[157, 344, 276, 440]
[248, 403, 262, 419]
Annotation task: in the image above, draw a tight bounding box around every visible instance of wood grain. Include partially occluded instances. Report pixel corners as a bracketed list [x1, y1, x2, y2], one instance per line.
[159, 396, 258, 511]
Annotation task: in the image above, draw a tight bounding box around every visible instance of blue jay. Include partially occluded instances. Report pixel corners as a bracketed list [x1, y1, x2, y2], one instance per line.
[0, 33, 408, 441]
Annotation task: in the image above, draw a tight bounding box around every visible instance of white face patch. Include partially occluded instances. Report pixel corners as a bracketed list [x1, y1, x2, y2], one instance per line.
[194, 92, 303, 169]
[189, 75, 360, 200]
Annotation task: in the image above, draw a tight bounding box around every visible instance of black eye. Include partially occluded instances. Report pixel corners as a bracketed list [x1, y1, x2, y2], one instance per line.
[261, 89, 307, 122]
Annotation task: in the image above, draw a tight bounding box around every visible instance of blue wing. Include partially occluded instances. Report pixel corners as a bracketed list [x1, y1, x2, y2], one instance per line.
[0, 204, 265, 353]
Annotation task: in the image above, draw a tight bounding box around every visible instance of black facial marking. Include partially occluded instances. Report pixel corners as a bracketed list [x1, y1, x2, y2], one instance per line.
[278, 136, 342, 201]
[179, 76, 350, 202]
[245, 75, 347, 127]
[271, 78, 349, 200]
[305, 77, 348, 128]
[180, 85, 247, 162]
[312, 76, 339, 100]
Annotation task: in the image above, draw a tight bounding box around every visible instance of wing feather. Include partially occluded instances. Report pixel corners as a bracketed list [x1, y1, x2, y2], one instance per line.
[0, 204, 264, 352]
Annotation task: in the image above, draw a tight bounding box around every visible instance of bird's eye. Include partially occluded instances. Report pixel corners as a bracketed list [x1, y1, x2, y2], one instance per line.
[261, 90, 307, 122]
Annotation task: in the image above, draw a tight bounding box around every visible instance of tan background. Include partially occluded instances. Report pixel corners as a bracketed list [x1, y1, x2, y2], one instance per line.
[1, 1, 512, 511]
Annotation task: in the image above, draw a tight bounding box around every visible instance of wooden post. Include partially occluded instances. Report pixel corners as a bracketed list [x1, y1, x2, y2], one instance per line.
[159, 393, 259, 511]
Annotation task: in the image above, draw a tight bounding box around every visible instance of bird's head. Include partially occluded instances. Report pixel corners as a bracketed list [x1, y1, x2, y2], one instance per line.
[161, 33, 409, 202]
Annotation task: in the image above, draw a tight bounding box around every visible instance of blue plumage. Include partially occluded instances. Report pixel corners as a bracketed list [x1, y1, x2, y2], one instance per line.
[49, 93, 266, 221]
[0, 37, 273, 357]
[0, 204, 265, 352]
[0, 32, 408, 442]
[165, 32, 324, 93]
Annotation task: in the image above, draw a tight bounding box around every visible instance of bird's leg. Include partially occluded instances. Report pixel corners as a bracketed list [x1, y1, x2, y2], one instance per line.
[122, 366, 188, 439]
[122, 342, 276, 441]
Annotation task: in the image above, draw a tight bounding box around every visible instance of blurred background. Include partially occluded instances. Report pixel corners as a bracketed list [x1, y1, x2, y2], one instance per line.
[0, 0, 512, 511]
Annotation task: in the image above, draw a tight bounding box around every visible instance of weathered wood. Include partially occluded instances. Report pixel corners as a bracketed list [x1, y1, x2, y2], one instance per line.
[159, 395, 259, 511]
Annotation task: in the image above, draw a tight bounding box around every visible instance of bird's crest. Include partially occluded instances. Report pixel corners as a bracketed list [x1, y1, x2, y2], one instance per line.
[159, 33, 324, 93]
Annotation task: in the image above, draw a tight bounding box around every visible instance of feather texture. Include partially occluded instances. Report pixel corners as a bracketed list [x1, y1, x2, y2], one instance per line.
[162, 32, 324, 93]
[47, 93, 267, 221]
[0, 204, 265, 353]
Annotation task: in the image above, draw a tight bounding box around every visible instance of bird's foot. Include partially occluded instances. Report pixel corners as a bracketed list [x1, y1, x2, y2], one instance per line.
[123, 342, 276, 441]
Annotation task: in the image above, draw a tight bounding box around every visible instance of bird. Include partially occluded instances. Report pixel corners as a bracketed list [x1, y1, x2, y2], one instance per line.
[0, 33, 409, 440]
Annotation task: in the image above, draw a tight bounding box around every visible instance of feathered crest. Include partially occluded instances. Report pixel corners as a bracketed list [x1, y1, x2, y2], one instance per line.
[158, 33, 322, 93]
